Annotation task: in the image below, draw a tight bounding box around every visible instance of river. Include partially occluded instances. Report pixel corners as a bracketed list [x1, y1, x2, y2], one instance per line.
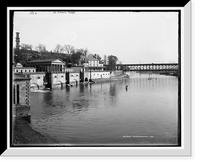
[30, 72, 179, 146]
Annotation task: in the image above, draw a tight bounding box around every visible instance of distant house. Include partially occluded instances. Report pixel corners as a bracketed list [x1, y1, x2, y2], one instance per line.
[13, 63, 36, 74]
[83, 54, 104, 72]
[26, 59, 65, 72]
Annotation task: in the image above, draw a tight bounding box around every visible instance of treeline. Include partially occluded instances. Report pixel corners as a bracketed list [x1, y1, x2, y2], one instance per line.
[14, 43, 120, 70]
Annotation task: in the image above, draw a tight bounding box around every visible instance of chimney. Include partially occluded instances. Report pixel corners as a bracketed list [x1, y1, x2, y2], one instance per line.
[16, 32, 20, 49]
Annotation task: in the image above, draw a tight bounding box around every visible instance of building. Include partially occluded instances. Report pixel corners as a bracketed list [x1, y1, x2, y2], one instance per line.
[66, 72, 80, 84]
[83, 54, 104, 72]
[65, 66, 81, 84]
[83, 71, 111, 81]
[26, 59, 65, 72]
[22, 59, 66, 89]
[13, 63, 36, 74]
[26, 72, 46, 90]
[13, 74, 31, 117]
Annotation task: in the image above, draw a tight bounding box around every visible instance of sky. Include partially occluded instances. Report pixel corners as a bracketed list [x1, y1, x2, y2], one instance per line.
[13, 11, 178, 64]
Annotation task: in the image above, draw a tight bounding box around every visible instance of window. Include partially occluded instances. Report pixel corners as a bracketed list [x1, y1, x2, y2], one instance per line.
[54, 76, 57, 78]
[37, 77, 40, 79]
[33, 70, 34, 72]
[76, 75, 78, 77]
[71, 75, 73, 77]
[29, 70, 31, 72]
[25, 70, 27, 72]
[16, 70, 18, 72]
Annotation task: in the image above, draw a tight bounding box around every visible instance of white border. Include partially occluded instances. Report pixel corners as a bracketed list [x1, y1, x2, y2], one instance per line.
[4, 4, 191, 157]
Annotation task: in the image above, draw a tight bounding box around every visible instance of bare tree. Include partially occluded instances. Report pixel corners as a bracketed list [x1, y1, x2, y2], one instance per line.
[83, 47, 88, 56]
[21, 43, 33, 50]
[63, 44, 75, 55]
[54, 44, 64, 53]
[35, 44, 47, 52]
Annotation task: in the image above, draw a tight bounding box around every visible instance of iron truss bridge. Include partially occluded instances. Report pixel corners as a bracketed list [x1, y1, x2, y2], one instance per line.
[115, 63, 179, 71]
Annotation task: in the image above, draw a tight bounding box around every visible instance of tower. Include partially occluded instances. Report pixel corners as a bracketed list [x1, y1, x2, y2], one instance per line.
[16, 32, 20, 49]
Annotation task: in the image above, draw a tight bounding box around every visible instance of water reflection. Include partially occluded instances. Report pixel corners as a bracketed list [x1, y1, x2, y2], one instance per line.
[43, 92, 53, 106]
[109, 82, 116, 97]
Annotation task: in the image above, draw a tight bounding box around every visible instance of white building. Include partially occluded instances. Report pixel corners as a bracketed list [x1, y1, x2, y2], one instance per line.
[83, 54, 104, 71]
[13, 63, 36, 74]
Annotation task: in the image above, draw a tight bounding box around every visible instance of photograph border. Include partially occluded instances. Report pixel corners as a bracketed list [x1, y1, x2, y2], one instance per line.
[3, 1, 191, 156]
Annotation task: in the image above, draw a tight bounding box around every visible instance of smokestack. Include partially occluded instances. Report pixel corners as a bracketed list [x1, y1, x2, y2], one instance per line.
[16, 32, 20, 49]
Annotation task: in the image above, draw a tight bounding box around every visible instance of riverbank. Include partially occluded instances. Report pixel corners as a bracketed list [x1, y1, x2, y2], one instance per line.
[12, 117, 58, 146]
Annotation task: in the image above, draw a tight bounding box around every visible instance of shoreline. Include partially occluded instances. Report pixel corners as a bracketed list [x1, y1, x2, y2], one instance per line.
[12, 117, 58, 146]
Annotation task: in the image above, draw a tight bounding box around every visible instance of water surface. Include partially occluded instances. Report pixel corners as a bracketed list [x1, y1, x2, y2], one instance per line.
[30, 72, 178, 146]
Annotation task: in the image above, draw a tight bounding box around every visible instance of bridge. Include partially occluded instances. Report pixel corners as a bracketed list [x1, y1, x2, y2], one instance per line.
[115, 63, 179, 72]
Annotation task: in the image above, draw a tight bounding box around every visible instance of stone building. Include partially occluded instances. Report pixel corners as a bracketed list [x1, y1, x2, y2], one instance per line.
[25, 59, 66, 89]
[13, 63, 36, 74]
[13, 75, 31, 117]
[26, 59, 65, 72]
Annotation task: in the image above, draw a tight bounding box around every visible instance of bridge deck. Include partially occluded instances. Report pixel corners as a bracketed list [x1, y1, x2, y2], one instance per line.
[114, 63, 179, 71]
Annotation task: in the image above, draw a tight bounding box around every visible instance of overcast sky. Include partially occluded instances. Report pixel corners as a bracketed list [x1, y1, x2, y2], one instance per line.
[13, 11, 178, 64]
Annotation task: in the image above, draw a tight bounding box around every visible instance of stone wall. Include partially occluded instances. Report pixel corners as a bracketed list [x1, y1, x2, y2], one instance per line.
[66, 72, 80, 84]
[13, 80, 30, 106]
[13, 77, 30, 117]
[84, 71, 111, 81]
[28, 73, 45, 89]
[51, 73, 66, 85]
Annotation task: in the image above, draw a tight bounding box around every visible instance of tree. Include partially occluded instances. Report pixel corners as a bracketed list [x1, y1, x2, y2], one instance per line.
[83, 47, 88, 56]
[108, 55, 118, 70]
[53, 44, 64, 54]
[71, 52, 82, 65]
[35, 44, 47, 52]
[94, 54, 102, 61]
[63, 44, 75, 55]
[21, 43, 33, 50]
[76, 48, 85, 55]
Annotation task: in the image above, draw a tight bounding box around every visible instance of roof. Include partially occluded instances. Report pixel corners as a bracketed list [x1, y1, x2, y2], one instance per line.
[15, 63, 23, 67]
[27, 59, 65, 64]
[14, 74, 31, 81]
[13, 67, 36, 69]
[85, 55, 99, 62]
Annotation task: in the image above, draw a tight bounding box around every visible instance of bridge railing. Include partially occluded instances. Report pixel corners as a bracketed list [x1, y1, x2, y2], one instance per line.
[115, 63, 179, 71]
